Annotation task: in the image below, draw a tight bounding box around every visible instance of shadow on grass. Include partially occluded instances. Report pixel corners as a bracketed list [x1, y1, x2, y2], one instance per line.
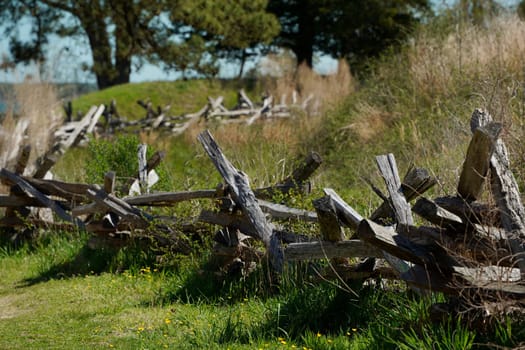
[17, 236, 159, 287]
[154, 262, 273, 306]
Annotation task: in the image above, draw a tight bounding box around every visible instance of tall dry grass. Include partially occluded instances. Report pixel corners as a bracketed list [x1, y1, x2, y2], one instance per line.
[0, 76, 62, 178]
[179, 59, 356, 185]
[409, 14, 525, 117]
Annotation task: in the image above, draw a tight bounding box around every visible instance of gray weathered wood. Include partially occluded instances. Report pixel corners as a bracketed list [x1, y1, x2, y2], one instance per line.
[323, 188, 364, 230]
[257, 199, 318, 222]
[0, 168, 84, 228]
[284, 240, 382, 261]
[104, 171, 116, 194]
[375, 154, 420, 287]
[198, 209, 255, 236]
[313, 195, 346, 265]
[376, 154, 414, 227]
[471, 109, 525, 278]
[358, 219, 436, 267]
[5, 145, 32, 219]
[198, 130, 283, 272]
[413, 197, 464, 228]
[86, 105, 105, 133]
[313, 196, 345, 242]
[278, 151, 322, 193]
[138, 144, 148, 194]
[238, 89, 254, 109]
[124, 190, 216, 206]
[370, 166, 436, 223]
[86, 188, 149, 228]
[0, 195, 45, 207]
[433, 196, 498, 226]
[457, 122, 501, 200]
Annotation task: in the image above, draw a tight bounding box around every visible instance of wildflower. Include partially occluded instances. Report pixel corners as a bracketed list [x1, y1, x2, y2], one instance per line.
[165, 319, 171, 325]
[352, 328, 357, 332]
[327, 339, 333, 343]
[137, 326, 145, 332]
[316, 332, 322, 337]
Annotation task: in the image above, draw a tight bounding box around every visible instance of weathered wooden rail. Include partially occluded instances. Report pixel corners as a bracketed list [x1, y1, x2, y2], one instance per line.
[2, 108, 525, 312]
[59, 89, 314, 140]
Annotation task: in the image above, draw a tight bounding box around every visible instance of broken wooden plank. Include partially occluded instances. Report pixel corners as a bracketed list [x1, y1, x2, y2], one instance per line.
[257, 199, 317, 222]
[279, 151, 322, 190]
[138, 144, 148, 194]
[323, 188, 364, 230]
[314, 195, 347, 265]
[198, 130, 283, 272]
[471, 109, 525, 278]
[453, 265, 525, 296]
[255, 152, 322, 199]
[413, 197, 464, 229]
[4, 145, 32, 219]
[358, 219, 438, 266]
[123, 190, 216, 206]
[370, 166, 436, 223]
[376, 154, 414, 227]
[21, 177, 91, 201]
[86, 105, 105, 133]
[284, 240, 382, 261]
[85, 188, 149, 228]
[374, 154, 424, 289]
[313, 196, 345, 242]
[0, 195, 46, 207]
[434, 195, 499, 226]
[104, 171, 116, 194]
[457, 122, 501, 201]
[0, 168, 84, 228]
[198, 209, 255, 236]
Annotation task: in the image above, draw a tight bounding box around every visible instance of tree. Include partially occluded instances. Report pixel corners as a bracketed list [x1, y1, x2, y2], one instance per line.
[267, 0, 431, 70]
[0, 0, 279, 89]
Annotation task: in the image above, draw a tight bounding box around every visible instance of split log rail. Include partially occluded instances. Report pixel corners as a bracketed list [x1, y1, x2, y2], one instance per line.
[2, 108, 525, 304]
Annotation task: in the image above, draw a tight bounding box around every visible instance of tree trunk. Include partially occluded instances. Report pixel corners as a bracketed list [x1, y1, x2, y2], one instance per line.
[77, 3, 131, 89]
[294, 6, 315, 67]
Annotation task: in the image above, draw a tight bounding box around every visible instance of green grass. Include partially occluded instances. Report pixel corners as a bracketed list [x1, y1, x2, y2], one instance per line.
[72, 79, 261, 120]
[1, 232, 523, 349]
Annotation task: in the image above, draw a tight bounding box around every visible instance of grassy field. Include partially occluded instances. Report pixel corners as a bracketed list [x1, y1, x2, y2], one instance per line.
[1, 231, 497, 350]
[3, 12, 525, 349]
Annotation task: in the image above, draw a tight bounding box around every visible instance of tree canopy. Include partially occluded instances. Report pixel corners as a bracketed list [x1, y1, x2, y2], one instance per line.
[267, 0, 431, 70]
[0, 0, 279, 88]
[1, 0, 436, 88]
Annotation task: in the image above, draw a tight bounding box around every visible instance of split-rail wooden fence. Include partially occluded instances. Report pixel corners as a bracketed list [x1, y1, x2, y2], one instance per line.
[2, 108, 525, 315]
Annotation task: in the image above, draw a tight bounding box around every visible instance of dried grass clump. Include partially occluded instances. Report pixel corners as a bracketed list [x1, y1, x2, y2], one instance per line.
[409, 15, 525, 101]
[0, 76, 62, 176]
[341, 102, 392, 143]
[269, 59, 355, 115]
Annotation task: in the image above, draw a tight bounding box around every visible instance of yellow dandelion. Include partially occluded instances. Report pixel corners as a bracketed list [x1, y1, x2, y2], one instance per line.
[165, 319, 171, 324]
[316, 332, 322, 337]
[327, 339, 333, 343]
[279, 340, 287, 345]
[352, 328, 358, 332]
[137, 326, 145, 332]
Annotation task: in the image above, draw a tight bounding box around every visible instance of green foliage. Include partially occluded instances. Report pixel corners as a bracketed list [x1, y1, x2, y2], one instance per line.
[267, 0, 431, 68]
[0, 0, 279, 88]
[85, 134, 170, 193]
[398, 321, 475, 350]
